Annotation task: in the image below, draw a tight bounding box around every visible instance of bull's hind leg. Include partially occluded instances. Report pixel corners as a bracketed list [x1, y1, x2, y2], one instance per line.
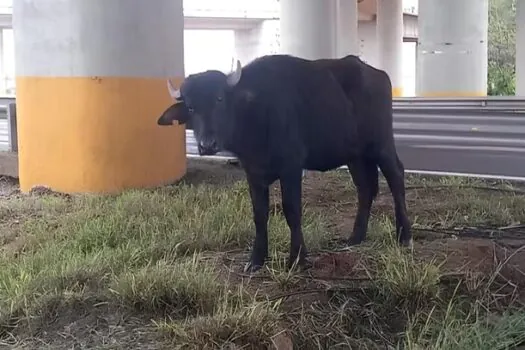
[377, 148, 412, 246]
[347, 159, 379, 245]
[280, 169, 310, 270]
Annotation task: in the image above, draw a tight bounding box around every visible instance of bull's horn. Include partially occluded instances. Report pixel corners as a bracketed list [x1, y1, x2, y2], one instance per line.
[167, 79, 181, 99]
[226, 60, 242, 87]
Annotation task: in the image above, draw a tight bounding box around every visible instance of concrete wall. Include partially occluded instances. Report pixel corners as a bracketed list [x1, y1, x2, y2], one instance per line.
[358, 16, 417, 96]
[359, 14, 417, 64]
[234, 19, 279, 65]
[232, 13, 418, 96]
[279, 0, 337, 60]
[416, 0, 489, 97]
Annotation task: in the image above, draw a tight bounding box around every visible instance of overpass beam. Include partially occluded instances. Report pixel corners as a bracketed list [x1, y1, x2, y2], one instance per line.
[279, 0, 336, 59]
[517, 0, 525, 96]
[13, 0, 186, 194]
[377, 0, 404, 97]
[416, 0, 489, 97]
[336, 0, 359, 57]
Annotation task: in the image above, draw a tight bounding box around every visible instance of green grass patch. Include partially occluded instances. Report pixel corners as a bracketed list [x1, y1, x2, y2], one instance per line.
[1, 167, 525, 348]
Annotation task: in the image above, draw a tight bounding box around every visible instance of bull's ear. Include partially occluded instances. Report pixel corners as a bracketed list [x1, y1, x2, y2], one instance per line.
[157, 102, 190, 126]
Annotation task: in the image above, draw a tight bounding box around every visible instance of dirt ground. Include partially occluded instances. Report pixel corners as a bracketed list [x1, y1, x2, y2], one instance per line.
[0, 176, 17, 198]
[181, 159, 525, 276]
[177, 159, 525, 319]
[2, 158, 525, 348]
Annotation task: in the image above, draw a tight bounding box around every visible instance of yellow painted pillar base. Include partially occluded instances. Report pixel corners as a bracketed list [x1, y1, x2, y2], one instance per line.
[16, 77, 186, 194]
[392, 87, 403, 97]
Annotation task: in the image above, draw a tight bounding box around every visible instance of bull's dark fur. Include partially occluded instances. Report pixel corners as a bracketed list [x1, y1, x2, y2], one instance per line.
[158, 54, 412, 272]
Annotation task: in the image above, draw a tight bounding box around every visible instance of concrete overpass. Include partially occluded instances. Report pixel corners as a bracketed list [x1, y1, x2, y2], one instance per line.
[1, 0, 523, 98]
[0, 0, 420, 95]
[3, 0, 525, 194]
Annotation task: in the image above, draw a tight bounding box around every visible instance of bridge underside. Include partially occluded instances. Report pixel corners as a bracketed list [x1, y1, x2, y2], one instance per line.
[0, 13, 417, 36]
[184, 16, 272, 30]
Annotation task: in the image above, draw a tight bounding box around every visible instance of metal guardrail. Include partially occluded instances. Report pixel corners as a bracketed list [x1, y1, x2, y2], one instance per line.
[0, 96, 15, 109]
[0, 96, 16, 152]
[0, 114, 7, 151]
[392, 102, 525, 180]
[184, 97, 525, 181]
[4, 97, 525, 181]
[393, 96, 525, 110]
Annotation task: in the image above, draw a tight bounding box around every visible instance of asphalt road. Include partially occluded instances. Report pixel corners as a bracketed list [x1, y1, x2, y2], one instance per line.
[185, 130, 525, 181]
[3, 122, 525, 181]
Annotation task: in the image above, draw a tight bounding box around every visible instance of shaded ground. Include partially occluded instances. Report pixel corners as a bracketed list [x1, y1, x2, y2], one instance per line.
[1, 159, 525, 349]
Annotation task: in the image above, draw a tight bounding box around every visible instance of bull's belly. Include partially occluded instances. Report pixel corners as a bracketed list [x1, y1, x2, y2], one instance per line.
[303, 152, 352, 172]
[301, 136, 361, 171]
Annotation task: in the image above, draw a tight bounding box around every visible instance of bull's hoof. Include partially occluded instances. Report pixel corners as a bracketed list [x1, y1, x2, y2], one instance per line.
[399, 238, 414, 248]
[346, 236, 364, 247]
[243, 261, 264, 274]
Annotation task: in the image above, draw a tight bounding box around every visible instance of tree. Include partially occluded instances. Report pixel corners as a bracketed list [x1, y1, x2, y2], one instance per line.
[488, 0, 516, 95]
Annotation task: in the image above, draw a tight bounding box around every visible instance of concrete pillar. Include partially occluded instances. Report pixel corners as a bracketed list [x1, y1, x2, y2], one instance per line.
[234, 19, 280, 65]
[335, 0, 359, 57]
[517, 0, 525, 96]
[358, 21, 379, 67]
[416, 0, 489, 97]
[279, 0, 337, 59]
[13, 0, 186, 194]
[376, 0, 404, 97]
[234, 30, 256, 65]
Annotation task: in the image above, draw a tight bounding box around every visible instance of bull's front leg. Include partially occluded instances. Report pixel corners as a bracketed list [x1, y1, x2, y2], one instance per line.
[280, 169, 309, 270]
[244, 176, 270, 273]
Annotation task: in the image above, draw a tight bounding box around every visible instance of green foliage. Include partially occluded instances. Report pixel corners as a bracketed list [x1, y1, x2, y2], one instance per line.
[487, 0, 517, 95]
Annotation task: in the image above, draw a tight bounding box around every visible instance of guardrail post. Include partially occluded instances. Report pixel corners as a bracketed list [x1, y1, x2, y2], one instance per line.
[7, 102, 17, 152]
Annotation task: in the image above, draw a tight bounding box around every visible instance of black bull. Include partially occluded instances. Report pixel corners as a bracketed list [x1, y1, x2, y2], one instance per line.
[157, 54, 412, 273]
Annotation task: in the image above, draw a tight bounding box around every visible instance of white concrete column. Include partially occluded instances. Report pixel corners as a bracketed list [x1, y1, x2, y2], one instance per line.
[279, 0, 337, 59]
[376, 0, 404, 97]
[335, 0, 359, 57]
[234, 29, 256, 65]
[13, 0, 186, 193]
[416, 0, 489, 97]
[517, 0, 525, 96]
[234, 19, 280, 65]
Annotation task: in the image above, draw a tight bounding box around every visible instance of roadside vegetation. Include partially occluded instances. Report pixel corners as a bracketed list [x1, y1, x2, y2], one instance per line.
[488, 0, 517, 95]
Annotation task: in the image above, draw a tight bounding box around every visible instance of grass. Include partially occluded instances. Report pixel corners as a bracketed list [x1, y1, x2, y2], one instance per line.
[156, 298, 284, 348]
[1, 165, 525, 348]
[109, 254, 225, 315]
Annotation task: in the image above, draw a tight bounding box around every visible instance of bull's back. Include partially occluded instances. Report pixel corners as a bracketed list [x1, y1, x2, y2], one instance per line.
[243, 55, 361, 170]
[314, 55, 395, 148]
